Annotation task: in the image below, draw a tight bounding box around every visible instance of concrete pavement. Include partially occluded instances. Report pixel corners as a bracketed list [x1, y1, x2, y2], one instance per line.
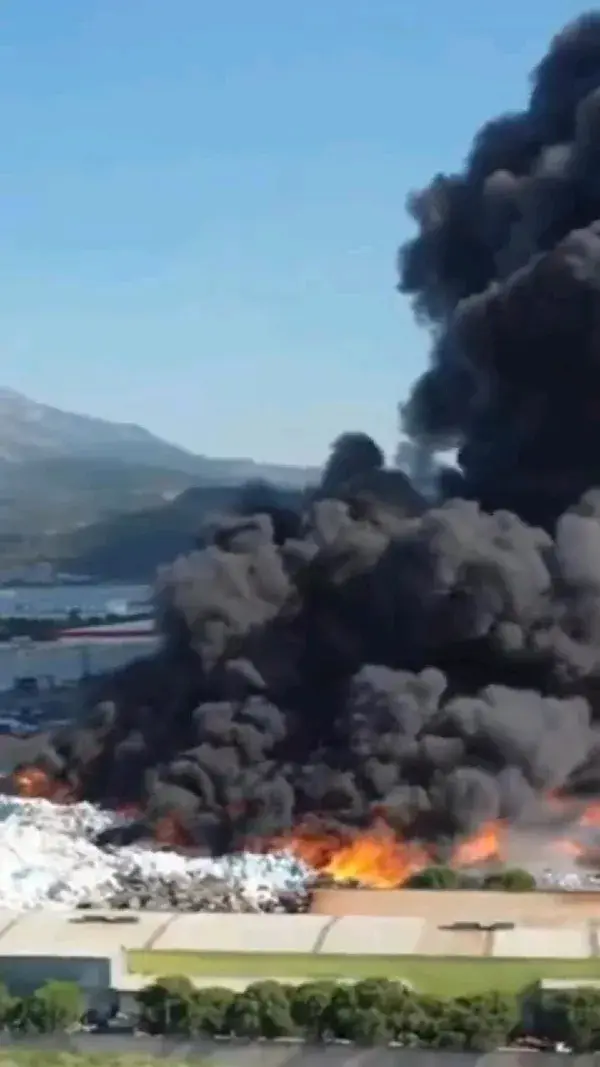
[0, 905, 596, 963]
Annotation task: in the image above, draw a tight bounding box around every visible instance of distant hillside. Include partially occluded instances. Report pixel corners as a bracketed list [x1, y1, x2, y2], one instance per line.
[0, 389, 318, 575]
[0, 457, 199, 539]
[36, 468, 423, 583]
[46, 483, 306, 581]
[0, 388, 318, 487]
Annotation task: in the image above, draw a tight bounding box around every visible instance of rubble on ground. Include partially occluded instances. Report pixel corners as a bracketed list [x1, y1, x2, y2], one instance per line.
[0, 797, 313, 911]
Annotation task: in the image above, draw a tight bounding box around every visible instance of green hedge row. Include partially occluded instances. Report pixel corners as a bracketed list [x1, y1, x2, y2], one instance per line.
[135, 976, 600, 1051]
[4, 974, 600, 1050]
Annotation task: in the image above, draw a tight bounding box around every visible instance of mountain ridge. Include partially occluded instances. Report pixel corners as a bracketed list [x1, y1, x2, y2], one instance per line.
[0, 387, 318, 486]
[0, 388, 319, 576]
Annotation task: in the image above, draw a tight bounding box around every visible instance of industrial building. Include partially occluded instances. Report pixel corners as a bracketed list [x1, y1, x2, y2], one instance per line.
[0, 897, 599, 1018]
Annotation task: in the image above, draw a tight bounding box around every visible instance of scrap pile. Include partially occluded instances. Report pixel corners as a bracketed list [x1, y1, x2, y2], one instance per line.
[0, 798, 312, 912]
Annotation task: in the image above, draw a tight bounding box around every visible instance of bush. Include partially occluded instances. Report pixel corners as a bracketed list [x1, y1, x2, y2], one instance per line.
[192, 986, 236, 1036]
[483, 868, 536, 892]
[404, 865, 460, 889]
[289, 980, 338, 1040]
[14, 981, 84, 1034]
[536, 989, 600, 1051]
[13, 970, 600, 1048]
[319, 980, 393, 1045]
[135, 975, 522, 1047]
[132, 974, 600, 1049]
[225, 980, 296, 1039]
[442, 992, 519, 1051]
[136, 975, 198, 1035]
[0, 982, 16, 1030]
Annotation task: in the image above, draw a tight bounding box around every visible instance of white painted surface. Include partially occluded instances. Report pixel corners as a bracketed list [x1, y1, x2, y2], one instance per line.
[320, 917, 425, 956]
[492, 926, 590, 959]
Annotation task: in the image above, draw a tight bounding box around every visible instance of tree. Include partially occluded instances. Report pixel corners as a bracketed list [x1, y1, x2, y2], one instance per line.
[226, 981, 296, 1040]
[403, 995, 446, 1047]
[483, 868, 536, 892]
[16, 981, 84, 1033]
[405, 865, 460, 889]
[540, 989, 600, 1051]
[353, 978, 400, 1008]
[440, 993, 517, 1051]
[225, 993, 263, 1039]
[346, 1006, 392, 1045]
[136, 975, 197, 1035]
[290, 981, 338, 1040]
[0, 982, 16, 1030]
[318, 983, 358, 1041]
[192, 986, 235, 1037]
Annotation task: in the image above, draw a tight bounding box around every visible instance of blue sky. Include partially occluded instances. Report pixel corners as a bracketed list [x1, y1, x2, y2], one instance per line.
[0, 0, 588, 464]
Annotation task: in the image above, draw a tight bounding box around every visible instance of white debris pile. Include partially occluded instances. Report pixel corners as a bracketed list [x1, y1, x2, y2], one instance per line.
[537, 867, 600, 891]
[0, 797, 313, 911]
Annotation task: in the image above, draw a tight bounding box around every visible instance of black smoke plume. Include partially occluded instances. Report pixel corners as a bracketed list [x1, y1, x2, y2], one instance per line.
[400, 13, 600, 527]
[31, 13, 600, 852]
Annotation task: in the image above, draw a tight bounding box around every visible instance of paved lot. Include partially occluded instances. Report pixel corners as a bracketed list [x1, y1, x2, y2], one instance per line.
[0, 1035, 573, 1067]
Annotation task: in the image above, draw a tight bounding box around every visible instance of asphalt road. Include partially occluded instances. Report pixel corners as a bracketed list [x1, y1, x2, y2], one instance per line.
[0, 1036, 581, 1067]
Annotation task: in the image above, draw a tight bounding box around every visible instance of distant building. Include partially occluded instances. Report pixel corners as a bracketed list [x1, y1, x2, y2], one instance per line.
[59, 618, 157, 642]
[0, 949, 118, 1016]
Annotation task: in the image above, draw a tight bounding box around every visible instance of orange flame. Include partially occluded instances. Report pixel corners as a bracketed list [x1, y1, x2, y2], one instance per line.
[268, 818, 510, 888]
[579, 803, 600, 828]
[9, 764, 600, 884]
[554, 838, 584, 859]
[268, 802, 600, 888]
[12, 765, 77, 804]
[271, 821, 426, 887]
[153, 812, 192, 848]
[318, 822, 429, 888]
[450, 820, 505, 867]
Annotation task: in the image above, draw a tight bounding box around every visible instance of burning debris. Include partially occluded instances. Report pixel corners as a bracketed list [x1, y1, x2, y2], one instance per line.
[11, 14, 600, 884]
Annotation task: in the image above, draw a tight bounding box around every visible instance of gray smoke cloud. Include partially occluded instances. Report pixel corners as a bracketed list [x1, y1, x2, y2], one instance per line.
[31, 16, 600, 852]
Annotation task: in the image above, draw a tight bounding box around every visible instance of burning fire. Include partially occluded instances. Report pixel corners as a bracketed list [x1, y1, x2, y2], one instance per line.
[8, 766, 600, 887]
[271, 818, 506, 888]
[451, 821, 505, 868]
[270, 820, 431, 888]
[579, 803, 600, 828]
[153, 813, 192, 849]
[273, 802, 600, 888]
[11, 766, 77, 804]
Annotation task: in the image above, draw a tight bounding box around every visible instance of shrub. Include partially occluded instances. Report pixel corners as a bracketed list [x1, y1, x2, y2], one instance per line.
[225, 980, 296, 1039]
[289, 980, 338, 1040]
[0, 982, 17, 1030]
[192, 985, 235, 1036]
[132, 975, 523, 1047]
[444, 992, 519, 1051]
[15, 980, 84, 1033]
[108, 973, 600, 1048]
[319, 982, 360, 1041]
[536, 989, 600, 1051]
[353, 978, 417, 1044]
[136, 975, 198, 1035]
[404, 865, 460, 889]
[483, 868, 536, 892]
